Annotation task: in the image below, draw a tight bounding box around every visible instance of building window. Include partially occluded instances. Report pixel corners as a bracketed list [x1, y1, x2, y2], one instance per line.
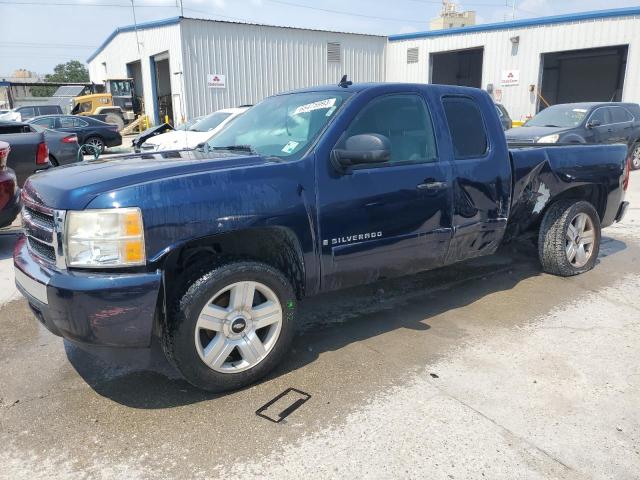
[407, 47, 419, 64]
[327, 42, 341, 63]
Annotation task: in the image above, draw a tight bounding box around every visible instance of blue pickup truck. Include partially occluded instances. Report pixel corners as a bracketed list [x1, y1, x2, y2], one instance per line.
[14, 82, 631, 391]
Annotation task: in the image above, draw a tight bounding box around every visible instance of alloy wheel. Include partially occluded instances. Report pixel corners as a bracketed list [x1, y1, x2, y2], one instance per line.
[565, 212, 595, 268]
[194, 281, 283, 373]
[632, 144, 640, 170]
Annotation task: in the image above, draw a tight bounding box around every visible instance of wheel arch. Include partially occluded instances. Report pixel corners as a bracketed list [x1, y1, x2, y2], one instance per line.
[158, 226, 307, 312]
[541, 184, 607, 223]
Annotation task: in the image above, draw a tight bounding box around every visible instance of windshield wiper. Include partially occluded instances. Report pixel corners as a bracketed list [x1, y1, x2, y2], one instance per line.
[207, 144, 257, 154]
[543, 124, 560, 128]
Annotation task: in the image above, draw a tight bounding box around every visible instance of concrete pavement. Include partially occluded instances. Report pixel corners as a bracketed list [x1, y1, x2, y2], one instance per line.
[0, 173, 638, 479]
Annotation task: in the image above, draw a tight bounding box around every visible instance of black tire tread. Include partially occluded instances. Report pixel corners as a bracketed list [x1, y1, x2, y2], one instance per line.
[538, 199, 600, 277]
[162, 260, 297, 392]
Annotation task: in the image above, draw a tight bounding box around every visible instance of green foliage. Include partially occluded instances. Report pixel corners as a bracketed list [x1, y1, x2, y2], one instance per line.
[31, 60, 89, 97]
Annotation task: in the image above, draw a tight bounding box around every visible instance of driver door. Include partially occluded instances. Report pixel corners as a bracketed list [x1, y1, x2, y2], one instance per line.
[316, 92, 453, 291]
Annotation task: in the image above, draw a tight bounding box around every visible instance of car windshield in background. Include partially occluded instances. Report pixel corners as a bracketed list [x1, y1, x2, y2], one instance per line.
[525, 105, 589, 128]
[189, 112, 232, 132]
[205, 91, 351, 160]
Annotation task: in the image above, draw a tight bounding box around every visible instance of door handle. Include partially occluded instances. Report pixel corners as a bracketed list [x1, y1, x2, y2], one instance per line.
[417, 180, 448, 191]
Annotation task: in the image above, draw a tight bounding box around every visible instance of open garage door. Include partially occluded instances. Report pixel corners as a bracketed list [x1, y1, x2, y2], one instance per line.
[539, 45, 628, 110]
[430, 47, 483, 88]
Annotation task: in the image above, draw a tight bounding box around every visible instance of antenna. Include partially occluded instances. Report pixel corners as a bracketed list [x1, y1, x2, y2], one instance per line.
[130, 0, 141, 53]
[338, 75, 352, 88]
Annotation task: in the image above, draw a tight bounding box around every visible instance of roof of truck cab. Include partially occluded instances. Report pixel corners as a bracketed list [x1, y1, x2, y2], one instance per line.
[282, 82, 480, 95]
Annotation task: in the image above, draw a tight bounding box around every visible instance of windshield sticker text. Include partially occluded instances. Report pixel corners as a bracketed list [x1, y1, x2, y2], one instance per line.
[293, 98, 337, 115]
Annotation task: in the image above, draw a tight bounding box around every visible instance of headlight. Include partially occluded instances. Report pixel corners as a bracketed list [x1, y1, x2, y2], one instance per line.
[65, 208, 146, 268]
[537, 134, 560, 143]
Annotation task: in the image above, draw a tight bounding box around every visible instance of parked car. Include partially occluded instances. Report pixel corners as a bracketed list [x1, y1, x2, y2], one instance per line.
[12, 105, 63, 121]
[505, 102, 640, 169]
[14, 83, 630, 392]
[131, 123, 175, 152]
[29, 124, 81, 166]
[0, 141, 20, 229]
[0, 109, 21, 122]
[27, 115, 122, 153]
[0, 121, 80, 184]
[495, 103, 512, 130]
[0, 122, 52, 186]
[140, 107, 248, 151]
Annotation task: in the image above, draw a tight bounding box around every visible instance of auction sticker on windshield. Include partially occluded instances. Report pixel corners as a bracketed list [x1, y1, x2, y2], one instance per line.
[294, 98, 336, 115]
[282, 141, 299, 154]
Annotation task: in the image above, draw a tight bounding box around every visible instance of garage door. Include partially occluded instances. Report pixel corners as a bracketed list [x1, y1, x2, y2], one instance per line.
[539, 45, 628, 110]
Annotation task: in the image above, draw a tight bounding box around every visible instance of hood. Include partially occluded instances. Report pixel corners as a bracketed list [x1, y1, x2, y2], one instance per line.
[145, 130, 212, 149]
[24, 150, 273, 210]
[505, 125, 574, 142]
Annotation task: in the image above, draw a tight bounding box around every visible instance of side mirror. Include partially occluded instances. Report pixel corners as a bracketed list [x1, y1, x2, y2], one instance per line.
[587, 119, 601, 129]
[332, 134, 391, 171]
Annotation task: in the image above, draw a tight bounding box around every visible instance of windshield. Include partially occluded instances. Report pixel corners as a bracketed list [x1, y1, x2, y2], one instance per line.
[177, 117, 201, 131]
[526, 105, 589, 128]
[205, 91, 351, 160]
[190, 112, 232, 132]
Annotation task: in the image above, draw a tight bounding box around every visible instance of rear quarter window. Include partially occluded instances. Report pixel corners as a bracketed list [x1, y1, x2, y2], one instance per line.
[442, 96, 488, 159]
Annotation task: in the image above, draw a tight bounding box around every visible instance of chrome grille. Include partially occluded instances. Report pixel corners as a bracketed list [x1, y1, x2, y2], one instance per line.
[21, 193, 66, 269]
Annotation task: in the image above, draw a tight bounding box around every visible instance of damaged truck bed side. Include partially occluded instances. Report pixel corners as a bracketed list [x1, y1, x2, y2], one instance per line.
[14, 83, 631, 392]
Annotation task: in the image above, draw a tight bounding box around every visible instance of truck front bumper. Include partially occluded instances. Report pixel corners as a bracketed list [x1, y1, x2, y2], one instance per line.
[13, 235, 162, 348]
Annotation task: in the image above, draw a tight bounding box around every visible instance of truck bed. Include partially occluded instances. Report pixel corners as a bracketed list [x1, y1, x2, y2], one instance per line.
[506, 143, 629, 240]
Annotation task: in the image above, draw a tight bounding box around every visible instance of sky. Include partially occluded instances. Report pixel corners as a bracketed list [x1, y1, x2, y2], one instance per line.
[0, 0, 639, 76]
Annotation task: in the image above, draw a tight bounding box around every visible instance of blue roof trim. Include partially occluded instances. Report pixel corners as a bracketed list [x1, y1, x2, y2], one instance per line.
[86, 16, 181, 63]
[389, 7, 640, 41]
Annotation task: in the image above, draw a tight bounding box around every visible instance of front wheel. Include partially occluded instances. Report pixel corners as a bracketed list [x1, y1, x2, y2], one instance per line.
[163, 261, 297, 392]
[538, 200, 601, 277]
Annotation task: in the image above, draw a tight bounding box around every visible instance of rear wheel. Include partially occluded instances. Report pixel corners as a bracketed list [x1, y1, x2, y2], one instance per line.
[82, 136, 105, 155]
[538, 200, 601, 276]
[631, 142, 640, 170]
[163, 261, 297, 392]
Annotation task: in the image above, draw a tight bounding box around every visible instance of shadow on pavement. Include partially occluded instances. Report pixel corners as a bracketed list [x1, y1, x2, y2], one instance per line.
[65, 238, 627, 409]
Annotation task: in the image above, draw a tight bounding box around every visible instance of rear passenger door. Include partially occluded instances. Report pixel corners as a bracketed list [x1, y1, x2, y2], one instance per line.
[440, 94, 512, 264]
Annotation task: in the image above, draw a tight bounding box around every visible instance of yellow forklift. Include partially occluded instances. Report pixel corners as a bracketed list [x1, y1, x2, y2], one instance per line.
[71, 78, 142, 131]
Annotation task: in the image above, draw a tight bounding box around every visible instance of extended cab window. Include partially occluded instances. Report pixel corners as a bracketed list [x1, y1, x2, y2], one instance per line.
[339, 94, 437, 164]
[443, 97, 488, 159]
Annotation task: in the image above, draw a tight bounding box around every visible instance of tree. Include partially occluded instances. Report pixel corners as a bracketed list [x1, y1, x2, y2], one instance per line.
[44, 60, 89, 83]
[31, 60, 90, 97]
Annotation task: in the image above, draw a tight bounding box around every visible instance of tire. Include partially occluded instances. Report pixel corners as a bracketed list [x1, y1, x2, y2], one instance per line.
[162, 261, 297, 392]
[104, 113, 125, 132]
[82, 136, 105, 155]
[538, 200, 601, 277]
[631, 142, 640, 170]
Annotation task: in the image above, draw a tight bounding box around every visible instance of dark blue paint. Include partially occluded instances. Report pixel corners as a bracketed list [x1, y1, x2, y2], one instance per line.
[16, 83, 629, 348]
[14, 236, 161, 347]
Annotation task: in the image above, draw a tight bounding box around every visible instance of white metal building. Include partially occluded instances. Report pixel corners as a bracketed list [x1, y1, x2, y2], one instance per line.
[87, 17, 386, 125]
[88, 7, 640, 125]
[388, 7, 640, 122]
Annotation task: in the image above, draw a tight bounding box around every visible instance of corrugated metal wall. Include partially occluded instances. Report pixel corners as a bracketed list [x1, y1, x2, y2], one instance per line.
[88, 22, 184, 124]
[386, 15, 640, 122]
[180, 19, 386, 117]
